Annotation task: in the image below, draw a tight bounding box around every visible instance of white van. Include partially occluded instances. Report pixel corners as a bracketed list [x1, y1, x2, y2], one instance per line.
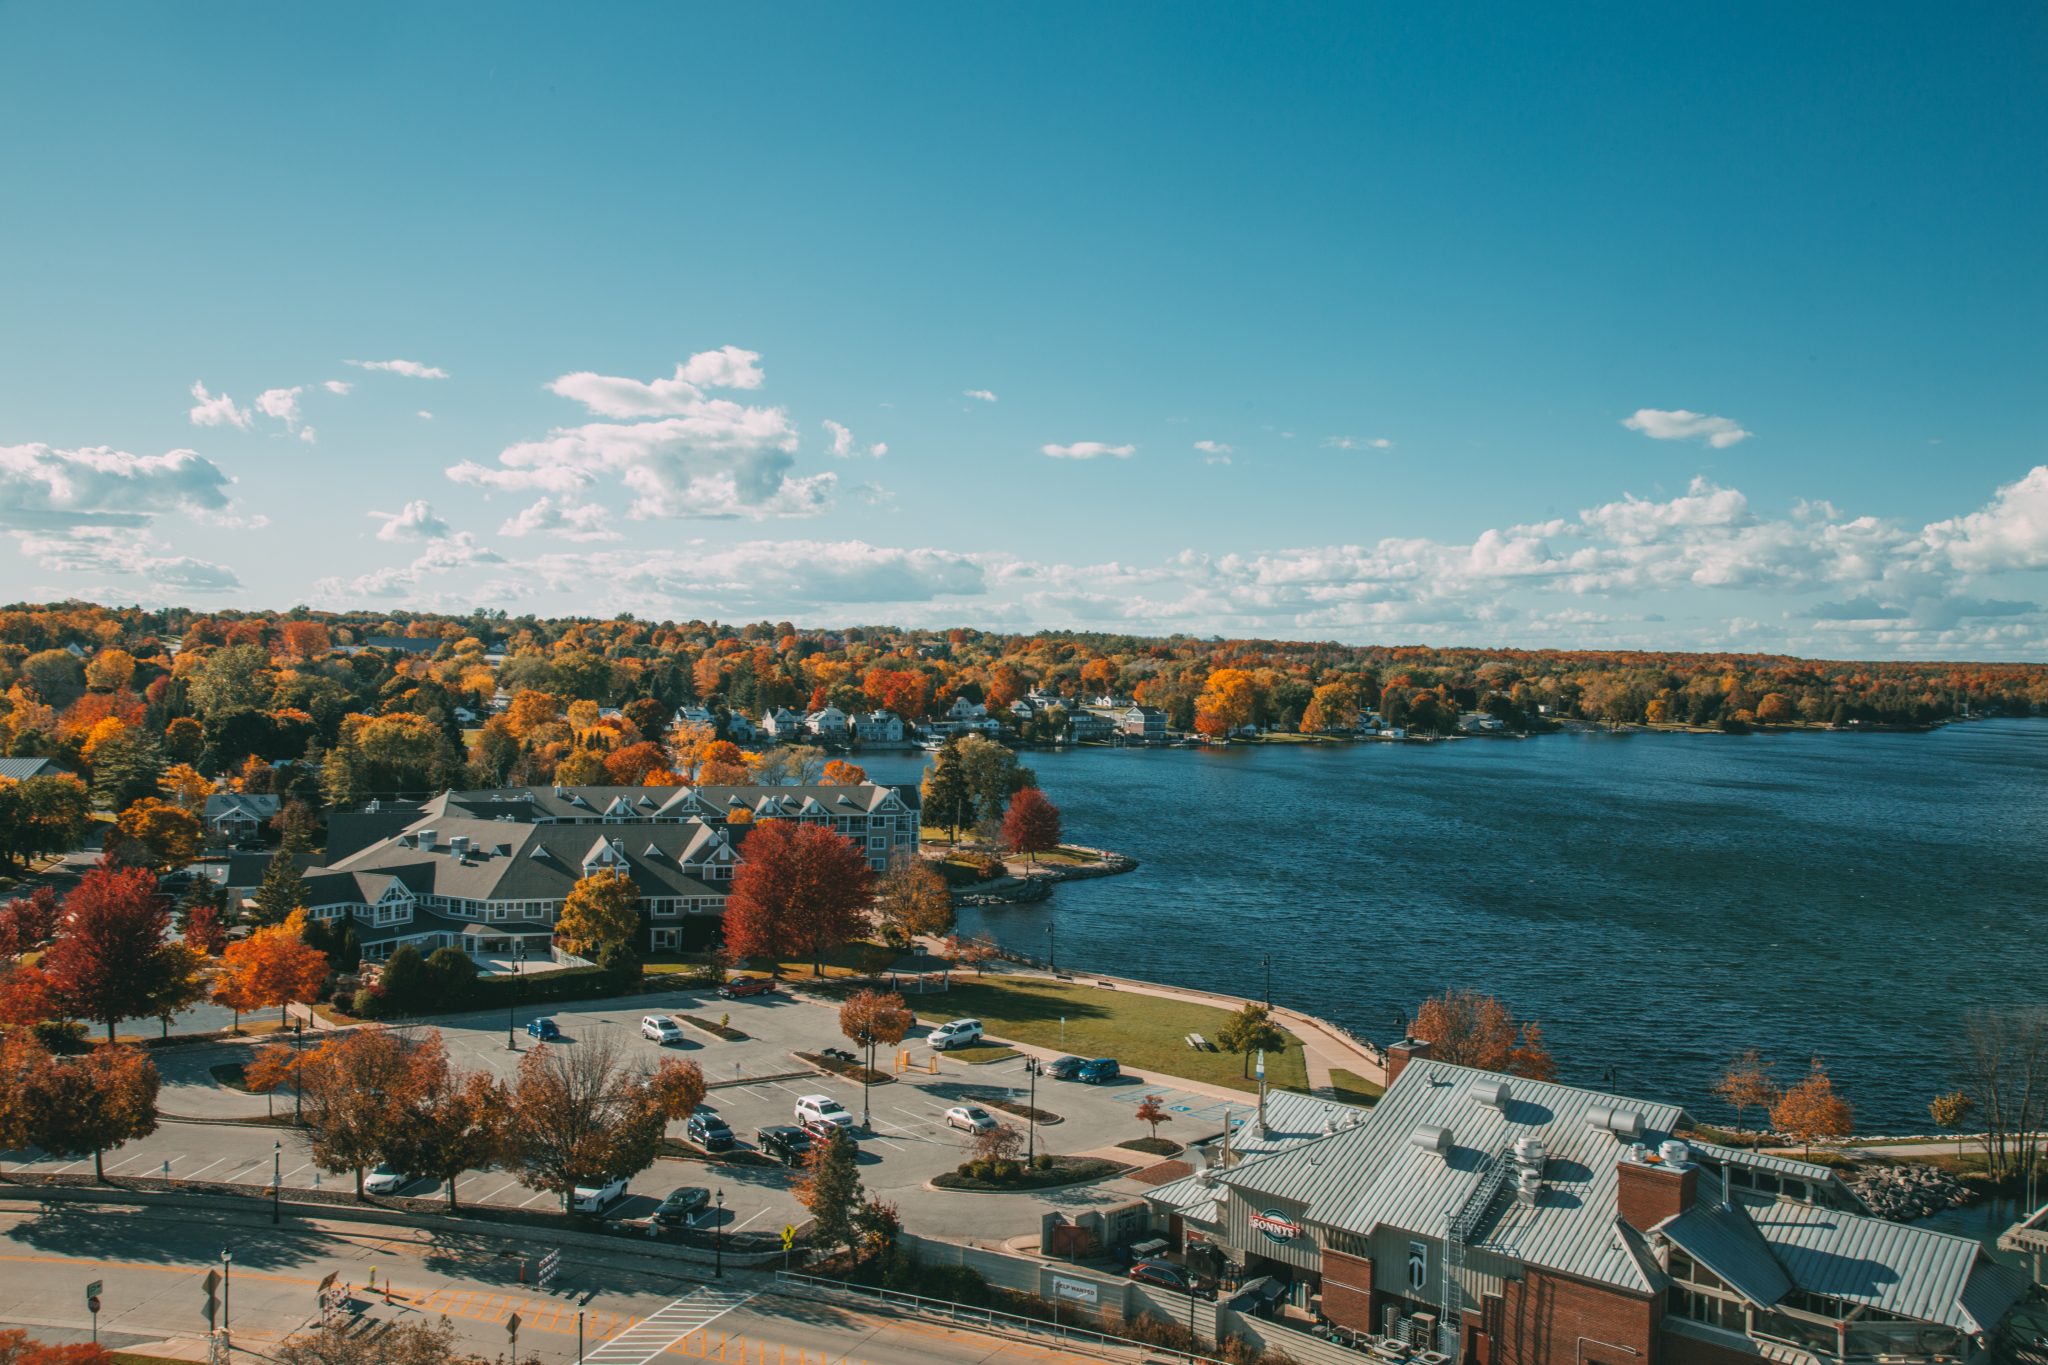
[927, 1018, 984, 1051]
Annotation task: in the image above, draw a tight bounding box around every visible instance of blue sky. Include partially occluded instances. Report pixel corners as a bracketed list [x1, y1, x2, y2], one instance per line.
[2, 3, 2044, 656]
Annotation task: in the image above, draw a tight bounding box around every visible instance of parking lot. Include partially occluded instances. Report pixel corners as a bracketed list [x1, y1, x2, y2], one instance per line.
[7, 977, 1251, 1244]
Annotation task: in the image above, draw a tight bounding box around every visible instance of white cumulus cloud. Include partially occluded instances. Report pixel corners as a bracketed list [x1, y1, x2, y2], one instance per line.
[822, 420, 886, 458]
[346, 358, 450, 379]
[1324, 436, 1394, 451]
[497, 496, 621, 542]
[1043, 442, 1135, 460]
[0, 443, 235, 527]
[188, 382, 251, 430]
[547, 346, 766, 419]
[1623, 408, 1753, 449]
[1919, 465, 2048, 573]
[371, 500, 452, 541]
[256, 386, 304, 429]
[963, 389, 998, 403]
[323, 380, 353, 395]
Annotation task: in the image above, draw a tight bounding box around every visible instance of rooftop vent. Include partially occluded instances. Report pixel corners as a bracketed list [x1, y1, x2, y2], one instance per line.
[1409, 1124, 1453, 1157]
[1587, 1106, 1645, 1141]
[417, 829, 437, 849]
[448, 835, 469, 855]
[1470, 1079, 1511, 1110]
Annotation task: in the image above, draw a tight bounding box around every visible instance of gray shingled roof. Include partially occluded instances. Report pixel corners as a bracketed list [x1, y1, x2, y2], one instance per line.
[418, 782, 911, 826]
[1217, 1059, 1687, 1293]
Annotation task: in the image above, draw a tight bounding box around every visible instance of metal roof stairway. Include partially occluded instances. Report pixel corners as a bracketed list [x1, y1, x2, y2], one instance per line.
[1440, 1147, 1512, 1360]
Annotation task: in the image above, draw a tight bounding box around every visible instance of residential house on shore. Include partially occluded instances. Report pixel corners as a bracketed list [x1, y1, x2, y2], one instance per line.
[297, 781, 919, 961]
[805, 706, 852, 744]
[855, 710, 906, 744]
[1119, 704, 1169, 742]
[761, 707, 806, 742]
[203, 792, 281, 844]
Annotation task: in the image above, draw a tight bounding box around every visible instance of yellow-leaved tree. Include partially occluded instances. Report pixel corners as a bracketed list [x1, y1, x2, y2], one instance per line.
[555, 868, 640, 958]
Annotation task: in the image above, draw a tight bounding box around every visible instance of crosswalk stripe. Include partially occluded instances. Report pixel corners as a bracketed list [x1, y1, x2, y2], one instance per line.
[584, 1288, 755, 1363]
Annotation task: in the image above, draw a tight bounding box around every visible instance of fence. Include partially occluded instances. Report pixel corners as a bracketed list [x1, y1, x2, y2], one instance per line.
[888, 1233, 1374, 1365]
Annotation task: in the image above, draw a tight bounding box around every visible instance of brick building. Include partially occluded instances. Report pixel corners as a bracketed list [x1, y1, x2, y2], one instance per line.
[1142, 1043, 2029, 1364]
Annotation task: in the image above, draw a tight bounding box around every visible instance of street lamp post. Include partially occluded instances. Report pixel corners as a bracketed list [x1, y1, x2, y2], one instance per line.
[1045, 923, 1056, 973]
[220, 1249, 231, 1338]
[506, 941, 526, 1051]
[1025, 1058, 1040, 1164]
[271, 1140, 281, 1225]
[292, 1021, 304, 1124]
[1263, 955, 1271, 1009]
[714, 1189, 725, 1279]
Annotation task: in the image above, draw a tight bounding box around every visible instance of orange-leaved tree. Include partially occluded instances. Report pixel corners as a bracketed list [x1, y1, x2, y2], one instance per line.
[1000, 787, 1062, 864]
[40, 865, 177, 1042]
[105, 798, 204, 871]
[1135, 1095, 1172, 1142]
[873, 852, 953, 946]
[1770, 1059, 1854, 1157]
[1712, 1049, 1779, 1136]
[1410, 988, 1557, 1081]
[820, 759, 867, 787]
[215, 914, 329, 1028]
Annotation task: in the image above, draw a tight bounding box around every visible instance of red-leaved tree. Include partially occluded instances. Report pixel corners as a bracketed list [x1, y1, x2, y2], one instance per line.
[39, 866, 177, 1042]
[723, 820, 875, 976]
[1001, 787, 1063, 864]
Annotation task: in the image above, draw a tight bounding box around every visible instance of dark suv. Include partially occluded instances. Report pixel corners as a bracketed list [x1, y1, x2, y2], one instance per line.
[756, 1125, 813, 1165]
[686, 1112, 734, 1151]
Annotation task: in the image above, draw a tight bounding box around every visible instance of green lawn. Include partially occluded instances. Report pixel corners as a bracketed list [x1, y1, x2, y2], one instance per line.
[1280, 1067, 1384, 1108]
[917, 974, 1309, 1094]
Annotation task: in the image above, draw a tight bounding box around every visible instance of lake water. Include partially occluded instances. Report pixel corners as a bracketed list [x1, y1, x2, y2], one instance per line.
[859, 718, 2048, 1134]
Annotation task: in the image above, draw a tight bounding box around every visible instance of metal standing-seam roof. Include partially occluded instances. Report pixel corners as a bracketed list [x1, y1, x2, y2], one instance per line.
[1655, 1201, 1793, 1306]
[1217, 1059, 1688, 1294]
[1737, 1195, 2019, 1333]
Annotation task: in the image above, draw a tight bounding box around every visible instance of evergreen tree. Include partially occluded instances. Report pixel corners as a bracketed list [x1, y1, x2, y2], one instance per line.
[250, 820, 312, 926]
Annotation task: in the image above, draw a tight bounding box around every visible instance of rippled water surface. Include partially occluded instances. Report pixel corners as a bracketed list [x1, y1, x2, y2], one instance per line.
[861, 720, 2048, 1131]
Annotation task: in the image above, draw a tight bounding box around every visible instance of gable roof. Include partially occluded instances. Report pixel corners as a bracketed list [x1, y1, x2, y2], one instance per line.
[0, 756, 71, 780]
[1217, 1059, 1687, 1294]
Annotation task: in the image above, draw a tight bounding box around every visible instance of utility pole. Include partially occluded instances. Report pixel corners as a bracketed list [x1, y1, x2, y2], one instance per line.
[1025, 1058, 1040, 1163]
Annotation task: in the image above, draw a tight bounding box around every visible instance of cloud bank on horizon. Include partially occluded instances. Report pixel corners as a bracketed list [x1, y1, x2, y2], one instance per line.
[2, 338, 2046, 660]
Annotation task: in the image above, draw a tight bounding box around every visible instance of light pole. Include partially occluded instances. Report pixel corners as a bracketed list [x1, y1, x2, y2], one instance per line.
[220, 1249, 231, 1338]
[713, 1189, 725, 1279]
[1262, 955, 1271, 1009]
[1045, 923, 1056, 974]
[1025, 1058, 1040, 1164]
[506, 941, 526, 1051]
[271, 1140, 281, 1225]
[292, 1021, 304, 1124]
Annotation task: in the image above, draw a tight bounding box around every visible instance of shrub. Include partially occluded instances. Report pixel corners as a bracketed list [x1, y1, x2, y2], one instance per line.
[378, 945, 428, 1014]
[350, 985, 381, 1018]
[992, 1159, 1020, 1181]
[424, 947, 479, 1005]
[1032, 1153, 1053, 1171]
[598, 941, 641, 988]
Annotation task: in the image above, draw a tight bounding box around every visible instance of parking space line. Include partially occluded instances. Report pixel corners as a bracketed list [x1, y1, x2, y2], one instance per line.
[519, 1188, 556, 1208]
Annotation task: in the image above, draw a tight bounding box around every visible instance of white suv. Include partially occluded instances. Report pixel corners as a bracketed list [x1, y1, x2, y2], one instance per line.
[572, 1176, 627, 1213]
[927, 1018, 984, 1051]
[794, 1094, 854, 1129]
[641, 1015, 685, 1045]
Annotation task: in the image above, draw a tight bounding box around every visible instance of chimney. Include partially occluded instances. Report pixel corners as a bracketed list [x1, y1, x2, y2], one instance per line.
[1617, 1140, 1698, 1234]
[1385, 1037, 1432, 1086]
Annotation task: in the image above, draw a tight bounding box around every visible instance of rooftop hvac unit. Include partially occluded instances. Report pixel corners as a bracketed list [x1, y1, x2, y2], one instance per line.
[1470, 1079, 1511, 1110]
[1587, 1106, 1644, 1141]
[1409, 1125, 1452, 1157]
[417, 829, 437, 848]
[1659, 1139, 1692, 1168]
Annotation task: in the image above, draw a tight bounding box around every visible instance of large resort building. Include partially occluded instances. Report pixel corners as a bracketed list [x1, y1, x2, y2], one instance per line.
[299, 781, 919, 961]
[1144, 1043, 2029, 1365]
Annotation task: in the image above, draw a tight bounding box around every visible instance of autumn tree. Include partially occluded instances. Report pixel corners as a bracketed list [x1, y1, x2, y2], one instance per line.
[1135, 1095, 1172, 1142]
[1770, 1060, 1854, 1157]
[244, 1042, 305, 1120]
[32, 1043, 160, 1180]
[300, 1026, 417, 1195]
[872, 851, 953, 946]
[838, 988, 913, 1123]
[795, 1126, 864, 1254]
[1299, 681, 1360, 734]
[1000, 786, 1062, 864]
[969, 1122, 1025, 1167]
[1953, 1005, 2048, 1184]
[1194, 668, 1258, 739]
[1712, 1050, 1779, 1135]
[158, 763, 215, 813]
[722, 820, 874, 975]
[0, 962, 61, 1029]
[0, 776, 91, 867]
[0, 1031, 52, 1177]
[1410, 988, 1557, 1081]
[143, 942, 209, 1039]
[40, 865, 179, 1042]
[274, 1314, 542, 1365]
[0, 1327, 119, 1363]
[602, 740, 667, 786]
[216, 916, 329, 1027]
[183, 900, 228, 956]
[106, 797, 202, 870]
[1218, 1002, 1289, 1078]
[820, 759, 867, 786]
[555, 868, 640, 958]
[0, 886, 63, 956]
[1928, 1090, 1974, 1162]
[500, 1037, 704, 1211]
[381, 1035, 509, 1210]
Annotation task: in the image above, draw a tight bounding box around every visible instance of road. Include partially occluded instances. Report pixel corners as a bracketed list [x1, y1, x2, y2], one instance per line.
[0, 1201, 1116, 1364]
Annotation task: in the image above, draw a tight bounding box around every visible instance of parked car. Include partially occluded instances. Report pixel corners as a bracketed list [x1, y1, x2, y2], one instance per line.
[794, 1094, 854, 1129]
[571, 1176, 627, 1213]
[641, 1015, 686, 1044]
[719, 976, 775, 999]
[686, 1112, 734, 1151]
[1044, 1054, 1085, 1080]
[802, 1118, 857, 1148]
[652, 1186, 711, 1227]
[943, 1105, 998, 1133]
[364, 1163, 411, 1195]
[756, 1125, 813, 1165]
[525, 1017, 560, 1041]
[926, 1018, 984, 1051]
[1130, 1260, 1213, 1298]
[1078, 1057, 1121, 1084]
